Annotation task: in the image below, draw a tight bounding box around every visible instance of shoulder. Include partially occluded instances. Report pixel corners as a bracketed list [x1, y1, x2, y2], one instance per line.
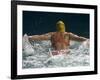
[48, 32, 56, 35]
[64, 32, 72, 35]
[66, 32, 75, 36]
[44, 32, 55, 37]
[64, 32, 76, 38]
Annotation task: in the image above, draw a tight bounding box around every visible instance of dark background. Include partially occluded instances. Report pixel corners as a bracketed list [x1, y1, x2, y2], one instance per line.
[23, 11, 89, 38]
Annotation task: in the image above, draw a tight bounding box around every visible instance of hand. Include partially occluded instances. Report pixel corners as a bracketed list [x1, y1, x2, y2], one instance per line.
[86, 39, 90, 47]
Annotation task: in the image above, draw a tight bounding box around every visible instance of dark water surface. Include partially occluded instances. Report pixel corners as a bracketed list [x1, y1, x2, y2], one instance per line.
[23, 11, 89, 38]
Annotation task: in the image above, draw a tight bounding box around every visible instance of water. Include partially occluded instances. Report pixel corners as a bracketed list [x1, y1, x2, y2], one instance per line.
[22, 34, 90, 68]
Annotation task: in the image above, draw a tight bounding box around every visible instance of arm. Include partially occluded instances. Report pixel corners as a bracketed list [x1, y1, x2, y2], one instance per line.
[69, 32, 87, 42]
[29, 32, 54, 41]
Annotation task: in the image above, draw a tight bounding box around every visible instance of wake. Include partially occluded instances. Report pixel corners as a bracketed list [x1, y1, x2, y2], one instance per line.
[22, 34, 90, 68]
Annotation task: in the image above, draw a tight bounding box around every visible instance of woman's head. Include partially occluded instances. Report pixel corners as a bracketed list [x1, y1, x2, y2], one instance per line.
[56, 20, 65, 32]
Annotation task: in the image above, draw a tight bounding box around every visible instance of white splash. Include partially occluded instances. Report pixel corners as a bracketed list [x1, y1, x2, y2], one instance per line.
[22, 34, 35, 56]
[22, 34, 90, 68]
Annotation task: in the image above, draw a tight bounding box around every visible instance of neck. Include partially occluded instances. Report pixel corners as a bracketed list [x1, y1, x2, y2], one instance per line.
[57, 31, 65, 33]
[58, 30, 65, 33]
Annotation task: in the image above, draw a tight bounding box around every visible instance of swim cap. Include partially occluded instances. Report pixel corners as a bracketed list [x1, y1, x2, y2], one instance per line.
[56, 20, 65, 32]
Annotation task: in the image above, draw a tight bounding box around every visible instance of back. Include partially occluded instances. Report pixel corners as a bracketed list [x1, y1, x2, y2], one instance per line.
[51, 32, 70, 50]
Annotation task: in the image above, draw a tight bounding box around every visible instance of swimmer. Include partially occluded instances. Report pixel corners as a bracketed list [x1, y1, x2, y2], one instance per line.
[29, 20, 88, 56]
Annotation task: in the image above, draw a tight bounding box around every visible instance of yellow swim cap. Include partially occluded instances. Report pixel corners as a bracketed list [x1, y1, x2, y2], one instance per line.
[56, 20, 65, 32]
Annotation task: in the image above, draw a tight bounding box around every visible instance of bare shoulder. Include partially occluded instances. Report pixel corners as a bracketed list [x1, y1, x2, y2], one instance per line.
[67, 32, 76, 36]
[64, 32, 76, 38]
[64, 32, 71, 35]
[44, 32, 55, 37]
[47, 32, 55, 35]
